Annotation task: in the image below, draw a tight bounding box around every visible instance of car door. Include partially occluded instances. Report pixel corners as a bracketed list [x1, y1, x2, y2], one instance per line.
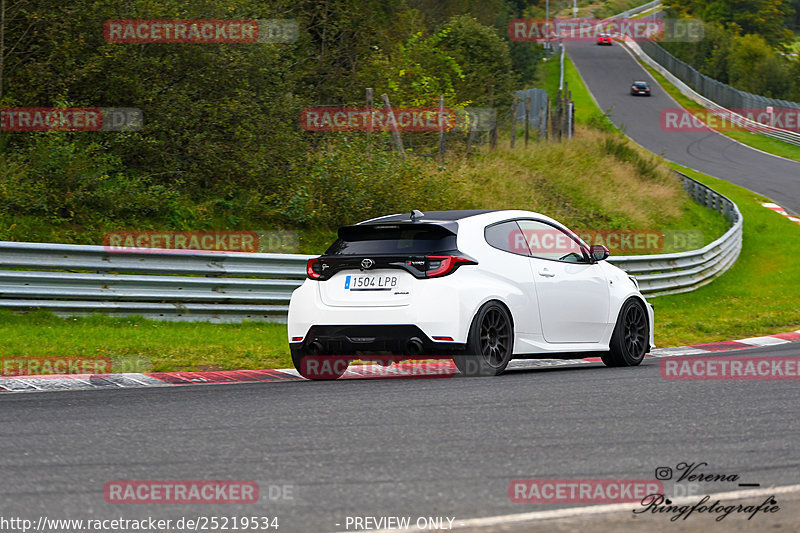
[516, 219, 610, 343]
[482, 220, 540, 336]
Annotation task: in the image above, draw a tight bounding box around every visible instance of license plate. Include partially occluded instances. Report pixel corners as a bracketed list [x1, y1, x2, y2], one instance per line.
[344, 274, 398, 291]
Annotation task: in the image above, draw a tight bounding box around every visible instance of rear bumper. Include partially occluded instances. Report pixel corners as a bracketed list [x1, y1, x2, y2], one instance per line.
[291, 325, 465, 356]
[288, 276, 474, 345]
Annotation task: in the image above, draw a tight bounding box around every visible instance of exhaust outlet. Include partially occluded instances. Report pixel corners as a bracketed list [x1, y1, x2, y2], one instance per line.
[307, 341, 324, 355]
[406, 337, 424, 355]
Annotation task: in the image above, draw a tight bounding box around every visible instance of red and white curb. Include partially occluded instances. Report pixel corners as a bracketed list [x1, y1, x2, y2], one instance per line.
[2, 329, 799, 392]
[763, 202, 800, 225]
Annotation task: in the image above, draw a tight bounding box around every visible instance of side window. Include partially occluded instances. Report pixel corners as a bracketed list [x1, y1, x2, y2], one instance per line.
[516, 219, 588, 262]
[484, 221, 531, 256]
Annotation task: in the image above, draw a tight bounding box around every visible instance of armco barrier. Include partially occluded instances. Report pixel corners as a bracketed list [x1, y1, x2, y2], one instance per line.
[0, 245, 309, 323]
[608, 172, 742, 296]
[614, 10, 800, 146]
[602, 0, 661, 20]
[0, 173, 740, 321]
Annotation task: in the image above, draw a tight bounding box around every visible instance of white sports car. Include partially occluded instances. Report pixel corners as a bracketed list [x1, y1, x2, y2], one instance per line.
[288, 210, 654, 378]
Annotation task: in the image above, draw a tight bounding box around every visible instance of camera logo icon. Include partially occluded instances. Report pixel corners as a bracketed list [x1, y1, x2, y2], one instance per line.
[655, 467, 673, 480]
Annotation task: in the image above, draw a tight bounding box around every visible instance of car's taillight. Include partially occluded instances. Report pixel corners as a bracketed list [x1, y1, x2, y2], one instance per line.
[425, 256, 476, 278]
[307, 258, 322, 279]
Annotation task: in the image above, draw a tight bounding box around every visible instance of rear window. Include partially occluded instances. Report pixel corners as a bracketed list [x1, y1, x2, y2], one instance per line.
[325, 224, 457, 255]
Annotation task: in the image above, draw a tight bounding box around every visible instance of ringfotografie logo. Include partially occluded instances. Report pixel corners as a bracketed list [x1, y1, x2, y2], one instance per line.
[635, 462, 779, 522]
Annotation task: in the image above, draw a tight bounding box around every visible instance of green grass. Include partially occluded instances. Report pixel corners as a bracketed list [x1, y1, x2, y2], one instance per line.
[723, 131, 800, 162]
[653, 163, 800, 347]
[0, 311, 292, 373]
[639, 61, 800, 163]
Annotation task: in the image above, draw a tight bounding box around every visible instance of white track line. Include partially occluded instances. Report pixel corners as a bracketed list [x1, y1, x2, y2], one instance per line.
[365, 484, 800, 532]
[738, 336, 791, 347]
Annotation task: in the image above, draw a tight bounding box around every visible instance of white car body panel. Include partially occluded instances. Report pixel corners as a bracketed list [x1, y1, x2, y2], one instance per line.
[287, 209, 655, 356]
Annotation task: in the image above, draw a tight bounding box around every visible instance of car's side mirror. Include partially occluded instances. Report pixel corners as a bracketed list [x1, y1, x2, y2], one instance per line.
[589, 244, 609, 262]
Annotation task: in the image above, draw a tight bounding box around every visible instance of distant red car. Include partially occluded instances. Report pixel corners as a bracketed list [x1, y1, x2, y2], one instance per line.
[597, 33, 613, 45]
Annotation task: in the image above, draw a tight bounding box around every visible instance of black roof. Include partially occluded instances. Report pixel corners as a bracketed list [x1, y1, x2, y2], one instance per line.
[360, 209, 498, 224]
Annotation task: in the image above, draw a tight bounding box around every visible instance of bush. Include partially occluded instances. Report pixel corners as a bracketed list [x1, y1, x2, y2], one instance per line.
[0, 133, 179, 223]
[279, 135, 450, 227]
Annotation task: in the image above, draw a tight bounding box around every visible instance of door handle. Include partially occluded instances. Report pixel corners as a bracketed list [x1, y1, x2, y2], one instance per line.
[538, 269, 555, 277]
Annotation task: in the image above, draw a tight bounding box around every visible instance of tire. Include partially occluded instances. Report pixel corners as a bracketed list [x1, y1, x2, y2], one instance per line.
[454, 301, 514, 377]
[601, 298, 649, 367]
[291, 346, 348, 380]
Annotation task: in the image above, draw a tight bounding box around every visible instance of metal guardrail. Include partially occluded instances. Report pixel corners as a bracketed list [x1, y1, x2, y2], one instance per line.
[603, 0, 661, 20]
[615, 9, 800, 146]
[0, 245, 308, 323]
[0, 172, 741, 321]
[608, 172, 742, 296]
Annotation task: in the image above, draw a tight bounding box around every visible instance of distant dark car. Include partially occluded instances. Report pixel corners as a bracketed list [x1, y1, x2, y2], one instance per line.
[630, 81, 651, 96]
[597, 33, 613, 45]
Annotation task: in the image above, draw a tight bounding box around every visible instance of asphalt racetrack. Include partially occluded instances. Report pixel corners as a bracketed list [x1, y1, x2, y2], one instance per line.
[565, 41, 800, 215]
[3, 343, 799, 532]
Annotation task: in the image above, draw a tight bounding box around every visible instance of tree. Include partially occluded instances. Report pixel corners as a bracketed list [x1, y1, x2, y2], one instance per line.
[728, 33, 792, 97]
[665, 0, 794, 45]
[0, 0, 43, 104]
[432, 14, 517, 108]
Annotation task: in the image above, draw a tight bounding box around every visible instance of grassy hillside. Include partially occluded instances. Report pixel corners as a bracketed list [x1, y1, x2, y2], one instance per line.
[0, 128, 733, 373]
[0, 128, 729, 255]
